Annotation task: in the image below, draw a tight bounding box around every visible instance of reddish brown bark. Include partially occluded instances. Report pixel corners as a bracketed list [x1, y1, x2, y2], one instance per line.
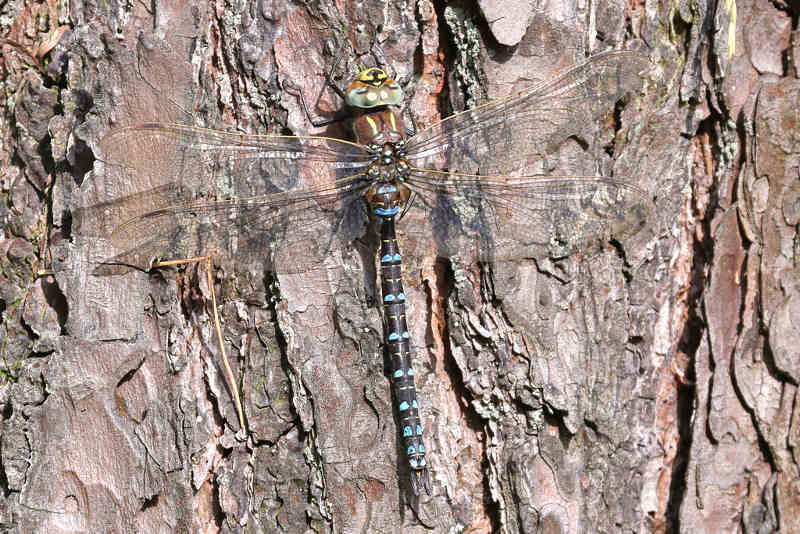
[1, 0, 796, 533]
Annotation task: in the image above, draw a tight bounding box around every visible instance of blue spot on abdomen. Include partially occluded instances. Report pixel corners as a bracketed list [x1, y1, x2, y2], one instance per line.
[375, 206, 399, 216]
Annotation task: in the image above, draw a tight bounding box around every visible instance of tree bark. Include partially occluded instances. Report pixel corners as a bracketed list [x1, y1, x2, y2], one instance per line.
[0, 0, 794, 533]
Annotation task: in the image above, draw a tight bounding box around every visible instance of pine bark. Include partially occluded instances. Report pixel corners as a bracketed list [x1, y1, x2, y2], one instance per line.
[0, 0, 794, 533]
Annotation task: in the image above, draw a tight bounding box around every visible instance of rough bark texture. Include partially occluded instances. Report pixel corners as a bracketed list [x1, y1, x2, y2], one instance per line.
[0, 0, 795, 533]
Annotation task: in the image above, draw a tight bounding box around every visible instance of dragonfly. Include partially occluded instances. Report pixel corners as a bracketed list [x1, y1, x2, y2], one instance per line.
[75, 49, 650, 496]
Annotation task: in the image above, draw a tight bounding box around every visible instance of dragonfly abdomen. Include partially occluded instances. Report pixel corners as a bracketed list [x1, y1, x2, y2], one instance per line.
[374, 203, 431, 496]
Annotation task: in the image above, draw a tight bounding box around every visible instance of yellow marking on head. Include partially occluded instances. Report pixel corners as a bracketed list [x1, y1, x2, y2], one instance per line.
[358, 67, 388, 86]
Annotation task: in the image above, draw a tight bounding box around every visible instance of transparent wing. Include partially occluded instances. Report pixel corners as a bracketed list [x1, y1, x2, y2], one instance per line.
[398, 168, 650, 263]
[74, 123, 374, 274]
[404, 51, 649, 175]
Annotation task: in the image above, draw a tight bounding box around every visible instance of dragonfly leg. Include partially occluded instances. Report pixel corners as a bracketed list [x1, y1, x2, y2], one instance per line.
[404, 107, 419, 137]
[280, 41, 354, 127]
[282, 79, 350, 128]
[370, 42, 396, 79]
[323, 49, 348, 101]
[397, 191, 417, 222]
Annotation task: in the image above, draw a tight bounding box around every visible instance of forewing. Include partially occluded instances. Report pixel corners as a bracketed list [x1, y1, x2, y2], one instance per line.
[74, 124, 373, 274]
[404, 51, 649, 175]
[399, 169, 650, 263]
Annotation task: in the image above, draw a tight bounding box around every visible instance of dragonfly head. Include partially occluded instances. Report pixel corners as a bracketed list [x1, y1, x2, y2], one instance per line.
[345, 68, 403, 109]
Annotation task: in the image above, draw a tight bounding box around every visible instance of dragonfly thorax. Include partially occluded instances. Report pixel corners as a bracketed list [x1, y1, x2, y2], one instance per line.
[364, 140, 411, 182]
[352, 109, 407, 146]
[355, 109, 411, 188]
